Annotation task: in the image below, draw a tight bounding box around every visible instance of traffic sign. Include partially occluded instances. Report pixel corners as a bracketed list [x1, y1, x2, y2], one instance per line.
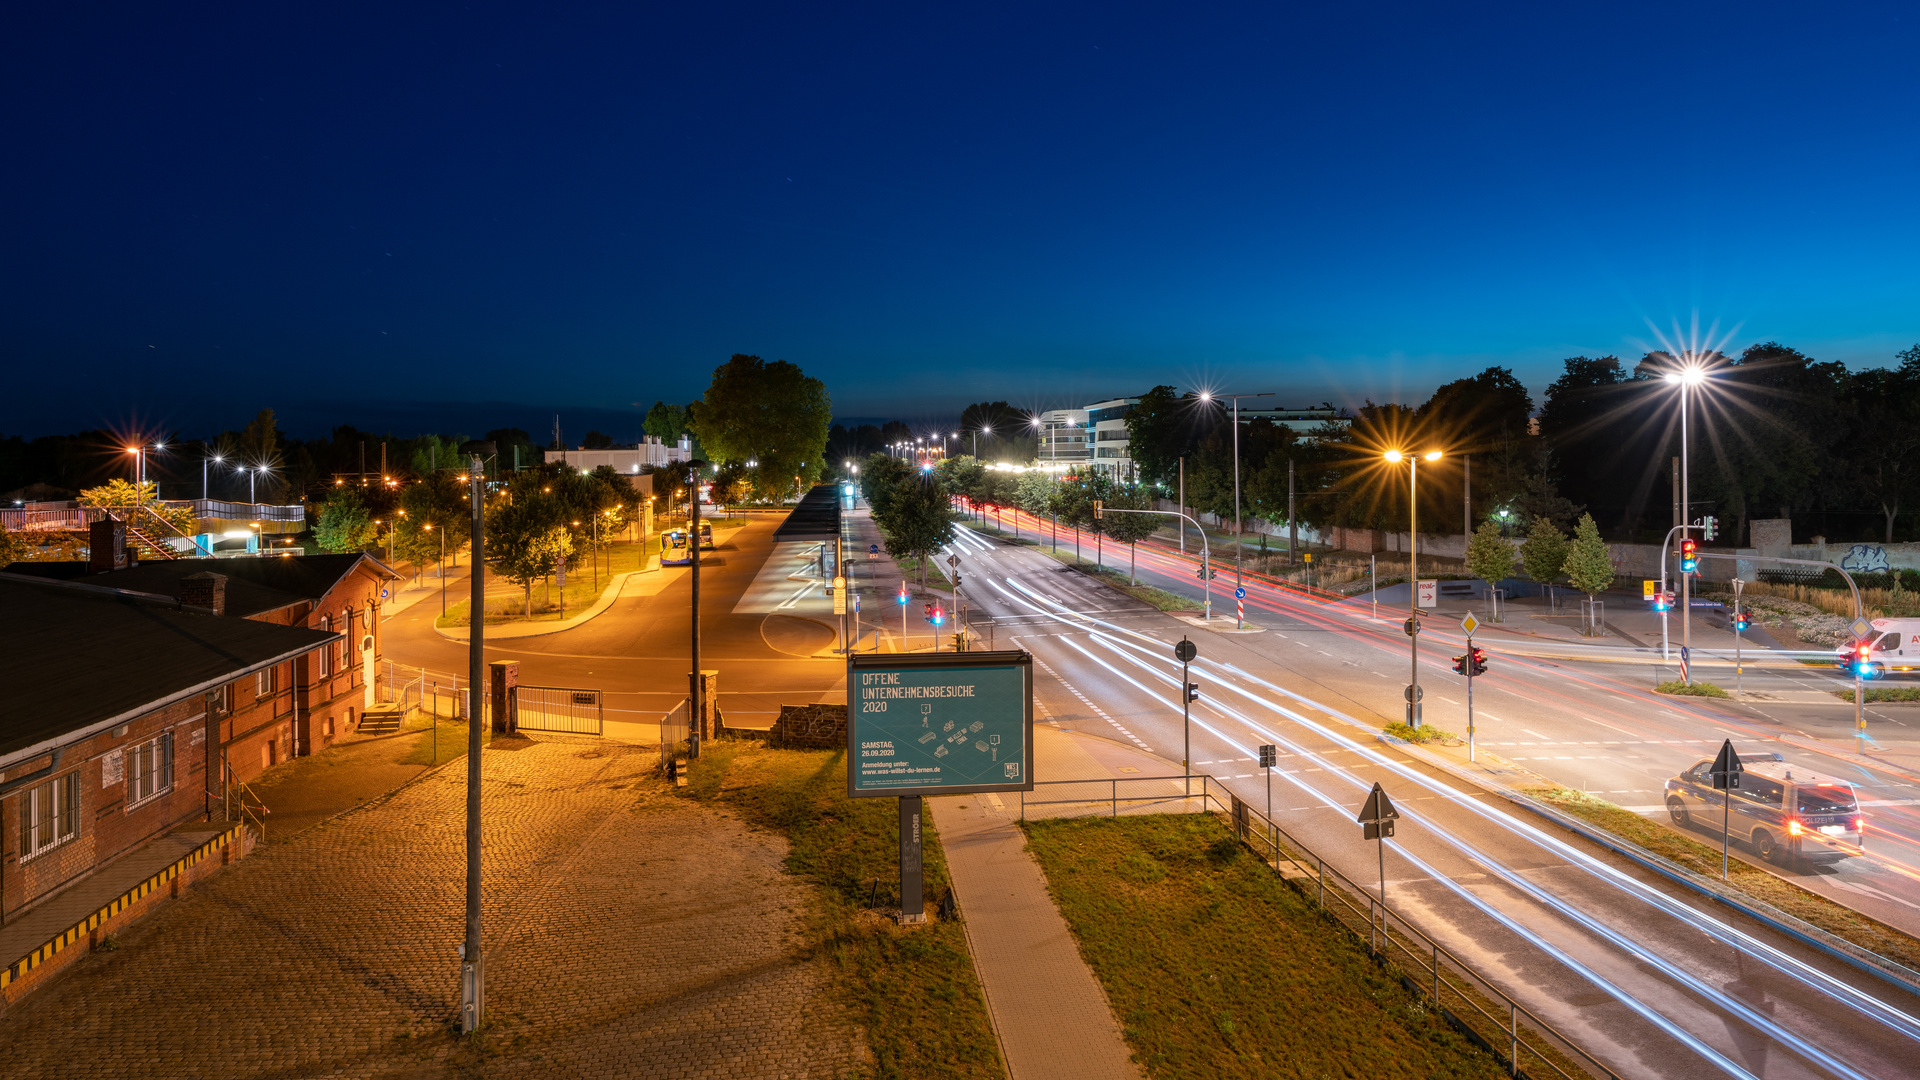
[947, 553, 961, 568]
[1258, 744, 1277, 768]
[1679, 645, 1691, 683]
[1402, 685, 1423, 702]
[1710, 739, 1742, 790]
[1851, 617, 1876, 642]
[1416, 579, 1438, 608]
[1403, 617, 1420, 637]
[1642, 579, 1656, 599]
[1459, 612, 1479, 636]
[869, 543, 879, 558]
[1357, 782, 1398, 840]
[1234, 586, 1247, 600]
[832, 576, 847, 615]
[1173, 638, 1197, 663]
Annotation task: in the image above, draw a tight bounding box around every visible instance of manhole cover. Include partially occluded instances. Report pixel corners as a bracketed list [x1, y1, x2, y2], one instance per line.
[578, 751, 603, 760]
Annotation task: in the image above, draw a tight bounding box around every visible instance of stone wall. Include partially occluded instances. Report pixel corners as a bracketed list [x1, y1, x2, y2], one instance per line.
[768, 704, 848, 750]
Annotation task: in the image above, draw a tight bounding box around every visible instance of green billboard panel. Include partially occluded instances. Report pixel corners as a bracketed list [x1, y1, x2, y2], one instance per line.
[847, 651, 1034, 798]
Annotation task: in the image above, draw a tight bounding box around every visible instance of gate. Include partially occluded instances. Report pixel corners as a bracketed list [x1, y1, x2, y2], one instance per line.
[515, 685, 604, 735]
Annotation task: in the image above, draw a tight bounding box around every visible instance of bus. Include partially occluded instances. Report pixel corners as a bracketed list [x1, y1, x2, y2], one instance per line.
[661, 530, 694, 566]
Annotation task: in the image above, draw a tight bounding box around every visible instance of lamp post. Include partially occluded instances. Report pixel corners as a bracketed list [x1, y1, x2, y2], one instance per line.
[1198, 391, 1274, 618]
[1386, 449, 1443, 728]
[1663, 366, 1709, 665]
[974, 426, 992, 458]
[203, 452, 224, 501]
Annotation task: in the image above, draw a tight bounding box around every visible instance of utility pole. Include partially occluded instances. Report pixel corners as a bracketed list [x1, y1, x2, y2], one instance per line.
[459, 447, 488, 1033]
[1178, 457, 1186, 555]
[1463, 454, 1471, 541]
[689, 459, 706, 758]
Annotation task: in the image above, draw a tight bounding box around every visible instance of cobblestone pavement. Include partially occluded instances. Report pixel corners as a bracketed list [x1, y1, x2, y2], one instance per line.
[0, 738, 870, 1079]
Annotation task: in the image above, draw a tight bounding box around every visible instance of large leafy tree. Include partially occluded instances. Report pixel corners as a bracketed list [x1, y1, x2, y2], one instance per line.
[1849, 348, 1920, 541]
[487, 475, 574, 614]
[956, 402, 1037, 462]
[1123, 385, 1208, 489]
[1562, 513, 1615, 597]
[873, 468, 955, 588]
[1101, 483, 1163, 583]
[687, 354, 831, 500]
[314, 485, 379, 554]
[643, 401, 686, 443]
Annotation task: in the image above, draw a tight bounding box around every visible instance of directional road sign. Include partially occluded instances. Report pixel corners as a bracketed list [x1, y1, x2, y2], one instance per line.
[1234, 586, 1247, 600]
[1416, 580, 1438, 608]
[847, 651, 1034, 798]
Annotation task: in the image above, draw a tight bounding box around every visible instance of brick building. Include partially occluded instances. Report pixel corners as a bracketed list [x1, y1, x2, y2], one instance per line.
[6, 547, 400, 784]
[0, 572, 337, 923]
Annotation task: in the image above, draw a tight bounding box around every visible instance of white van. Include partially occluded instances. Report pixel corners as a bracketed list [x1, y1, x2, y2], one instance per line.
[1833, 618, 1920, 678]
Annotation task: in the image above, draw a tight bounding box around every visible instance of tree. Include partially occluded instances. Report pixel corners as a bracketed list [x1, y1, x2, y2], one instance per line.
[1464, 521, 1515, 595]
[1562, 513, 1615, 597]
[1053, 471, 1115, 566]
[314, 485, 379, 554]
[643, 402, 686, 444]
[1518, 516, 1569, 589]
[1014, 470, 1057, 520]
[0, 523, 25, 566]
[78, 479, 196, 535]
[956, 402, 1037, 462]
[876, 471, 954, 589]
[488, 479, 572, 614]
[1121, 385, 1203, 488]
[686, 354, 831, 499]
[582, 430, 615, 450]
[237, 408, 286, 501]
[1101, 484, 1163, 584]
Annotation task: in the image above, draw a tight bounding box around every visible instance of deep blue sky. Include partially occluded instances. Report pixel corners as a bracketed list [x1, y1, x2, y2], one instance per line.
[5, 2, 1917, 440]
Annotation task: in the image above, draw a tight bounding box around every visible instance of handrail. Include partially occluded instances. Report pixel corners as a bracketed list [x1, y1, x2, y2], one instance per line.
[1019, 773, 1617, 1080]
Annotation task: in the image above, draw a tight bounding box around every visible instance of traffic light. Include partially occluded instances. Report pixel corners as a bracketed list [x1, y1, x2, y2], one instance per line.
[1468, 647, 1488, 677]
[1679, 538, 1699, 574]
[1732, 609, 1750, 632]
[1451, 654, 1469, 676]
[1651, 591, 1671, 612]
[898, 590, 909, 606]
[1196, 567, 1217, 580]
[1185, 682, 1200, 704]
[932, 605, 945, 626]
[923, 602, 934, 623]
[1702, 516, 1718, 542]
[1854, 642, 1878, 679]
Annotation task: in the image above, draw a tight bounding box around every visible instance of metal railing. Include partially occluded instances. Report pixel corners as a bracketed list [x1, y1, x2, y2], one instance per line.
[0, 499, 304, 531]
[1020, 774, 1616, 1080]
[659, 699, 690, 770]
[515, 685, 603, 735]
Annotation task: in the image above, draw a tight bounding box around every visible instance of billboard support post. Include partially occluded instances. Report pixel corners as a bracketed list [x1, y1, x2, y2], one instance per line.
[899, 796, 924, 923]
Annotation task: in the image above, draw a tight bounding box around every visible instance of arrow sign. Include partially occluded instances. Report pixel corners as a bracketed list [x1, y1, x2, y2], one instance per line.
[1234, 586, 1247, 600]
[1710, 739, 1742, 791]
[1679, 645, 1691, 683]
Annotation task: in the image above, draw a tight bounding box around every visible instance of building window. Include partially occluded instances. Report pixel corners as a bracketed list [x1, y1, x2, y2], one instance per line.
[126, 731, 175, 809]
[257, 666, 274, 697]
[20, 772, 80, 859]
[317, 615, 331, 677]
[208, 682, 232, 715]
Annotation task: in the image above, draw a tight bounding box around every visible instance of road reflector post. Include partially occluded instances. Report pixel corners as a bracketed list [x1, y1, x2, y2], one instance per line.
[1259, 743, 1277, 845]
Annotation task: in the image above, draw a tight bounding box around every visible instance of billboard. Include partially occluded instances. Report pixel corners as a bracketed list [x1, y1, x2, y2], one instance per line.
[847, 650, 1034, 798]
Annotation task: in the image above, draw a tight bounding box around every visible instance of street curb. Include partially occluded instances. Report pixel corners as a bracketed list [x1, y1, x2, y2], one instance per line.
[1380, 734, 1920, 1001]
[432, 565, 654, 640]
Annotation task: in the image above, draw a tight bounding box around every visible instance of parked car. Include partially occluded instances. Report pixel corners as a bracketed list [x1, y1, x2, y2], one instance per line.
[1833, 618, 1920, 678]
[1664, 753, 1863, 865]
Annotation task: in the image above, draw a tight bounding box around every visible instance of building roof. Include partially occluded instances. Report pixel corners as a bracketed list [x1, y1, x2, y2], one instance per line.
[772, 485, 842, 544]
[2, 553, 396, 618]
[0, 573, 339, 761]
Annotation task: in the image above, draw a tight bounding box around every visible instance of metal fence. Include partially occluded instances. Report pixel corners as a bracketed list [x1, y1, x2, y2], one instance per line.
[1021, 774, 1617, 1080]
[515, 686, 604, 735]
[658, 699, 690, 770]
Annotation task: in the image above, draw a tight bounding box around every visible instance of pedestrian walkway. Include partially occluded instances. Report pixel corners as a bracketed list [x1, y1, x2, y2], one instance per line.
[929, 725, 1166, 1080]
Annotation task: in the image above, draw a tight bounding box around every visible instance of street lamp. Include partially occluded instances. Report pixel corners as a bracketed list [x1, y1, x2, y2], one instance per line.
[203, 452, 225, 501]
[125, 441, 164, 506]
[1664, 365, 1711, 668]
[1385, 448, 1443, 728]
[425, 522, 447, 614]
[1198, 391, 1274, 611]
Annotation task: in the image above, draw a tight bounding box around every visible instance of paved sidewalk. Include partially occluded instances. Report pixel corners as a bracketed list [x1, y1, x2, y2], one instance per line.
[929, 726, 1166, 1080]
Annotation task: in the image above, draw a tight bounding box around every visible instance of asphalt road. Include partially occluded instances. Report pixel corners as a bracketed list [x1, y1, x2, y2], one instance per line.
[982, 506, 1920, 939]
[938, 518, 1920, 1080]
[379, 517, 846, 729]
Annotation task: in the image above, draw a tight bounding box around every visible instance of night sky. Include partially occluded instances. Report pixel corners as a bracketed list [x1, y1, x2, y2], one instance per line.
[5, 2, 1917, 440]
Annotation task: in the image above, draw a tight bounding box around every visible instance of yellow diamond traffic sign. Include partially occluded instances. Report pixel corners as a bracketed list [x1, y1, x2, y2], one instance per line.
[1460, 613, 1480, 636]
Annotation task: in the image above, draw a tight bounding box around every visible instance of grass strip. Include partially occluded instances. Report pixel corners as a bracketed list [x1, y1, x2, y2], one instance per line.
[679, 742, 1004, 1080]
[1024, 814, 1508, 1079]
[1522, 785, 1920, 972]
[1654, 680, 1730, 698]
[1836, 686, 1920, 704]
[1030, 545, 1200, 611]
